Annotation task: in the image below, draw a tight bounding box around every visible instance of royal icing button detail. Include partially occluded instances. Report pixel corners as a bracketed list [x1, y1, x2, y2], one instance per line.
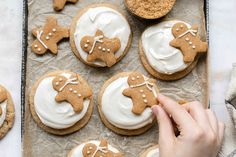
[141, 20, 193, 75]
[53, 0, 78, 11]
[68, 140, 123, 157]
[170, 22, 208, 62]
[80, 29, 121, 67]
[31, 17, 69, 55]
[31, 71, 93, 131]
[71, 5, 132, 67]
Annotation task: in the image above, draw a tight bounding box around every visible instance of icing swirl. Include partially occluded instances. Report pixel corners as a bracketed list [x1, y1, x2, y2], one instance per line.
[69, 141, 119, 157]
[101, 76, 154, 130]
[141, 20, 192, 75]
[74, 6, 131, 66]
[0, 101, 7, 128]
[34, 73, 90, 129]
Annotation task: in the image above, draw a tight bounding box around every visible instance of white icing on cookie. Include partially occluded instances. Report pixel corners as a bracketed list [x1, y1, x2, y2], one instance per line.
[34, 73, 90, 129]
[74, 6, 131, 66]
[146, 148, 159, 157]
[101, 77, 154, 130]
[70, 140, 119, 157]
[141, 20, 192, 75]
[0, 100, 7, 127]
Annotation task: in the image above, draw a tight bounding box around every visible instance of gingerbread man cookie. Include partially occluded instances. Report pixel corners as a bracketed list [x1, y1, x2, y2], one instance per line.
[53, 0, 78, 11]
[82, 139, 123, 157]
[31, 16, 69, 55]
[170, 22, 208, 63]
[0, 87, 7, 116]
[80, 29, 121, 67]
[52, 73, 92, 113]
[123, 72, 158, 115]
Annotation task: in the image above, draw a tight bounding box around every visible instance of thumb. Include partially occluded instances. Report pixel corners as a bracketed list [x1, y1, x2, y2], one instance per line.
[152, 105, 175, 146]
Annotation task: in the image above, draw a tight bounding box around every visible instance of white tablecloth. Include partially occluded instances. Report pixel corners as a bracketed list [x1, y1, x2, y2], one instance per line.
[0, 0, 22, 156]
[0, 0, 235, 156]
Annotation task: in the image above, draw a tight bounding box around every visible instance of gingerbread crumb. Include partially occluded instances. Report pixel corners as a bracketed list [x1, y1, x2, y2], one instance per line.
[125, 0, 176, 19]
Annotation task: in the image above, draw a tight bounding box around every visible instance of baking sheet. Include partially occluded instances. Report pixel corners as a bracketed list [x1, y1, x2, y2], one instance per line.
[22, 0, 208, 156]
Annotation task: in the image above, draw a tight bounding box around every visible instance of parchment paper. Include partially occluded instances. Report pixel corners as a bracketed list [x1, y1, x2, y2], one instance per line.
[23, 0, 207, 156]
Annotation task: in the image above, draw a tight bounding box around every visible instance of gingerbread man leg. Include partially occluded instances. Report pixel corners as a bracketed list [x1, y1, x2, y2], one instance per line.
[104, 53, 117, 67]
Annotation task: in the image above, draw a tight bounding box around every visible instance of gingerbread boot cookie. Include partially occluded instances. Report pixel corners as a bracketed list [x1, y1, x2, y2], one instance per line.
[82, 139, 123, 157]
[53, 0, 78, 11]
[123, 72, 158, 115]
[31, 16, 69, 55]
[80, 29, 121, 67]
[52, 73, 92, 113]
[170, 22, 208, 62]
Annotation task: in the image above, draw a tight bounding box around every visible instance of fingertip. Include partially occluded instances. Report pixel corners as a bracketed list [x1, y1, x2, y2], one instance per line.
[151, 105, 159, 115]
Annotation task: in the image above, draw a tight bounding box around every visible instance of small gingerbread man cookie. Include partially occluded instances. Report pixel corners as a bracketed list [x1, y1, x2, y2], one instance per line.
[82, 139, 123, 157]
[31, 16, 69, 55]
[123, 72, 158, 115]
[80, 29, 121, 67]
[52, 73, 92, 113]
[170, 22, 208, 63]
[53, 0, 78, 11]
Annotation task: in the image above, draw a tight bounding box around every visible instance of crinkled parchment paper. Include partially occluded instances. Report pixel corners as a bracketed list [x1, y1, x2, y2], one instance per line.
[23, 0, 207, 156]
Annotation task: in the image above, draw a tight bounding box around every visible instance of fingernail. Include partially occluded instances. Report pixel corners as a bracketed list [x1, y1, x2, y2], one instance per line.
[151, 105, 159, 115]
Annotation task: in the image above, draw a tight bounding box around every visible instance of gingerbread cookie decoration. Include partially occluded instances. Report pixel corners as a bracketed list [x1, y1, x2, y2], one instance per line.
[170, 22, 208, 63]
[80, 29, 121, 67]
[31, 16, 69, 55]
[123, 72, 158, 115]
[52, 73, 92, 113]
[53, 0, 78, 11]
[82, 139, 123, 157]
[0, 87, 7, 116]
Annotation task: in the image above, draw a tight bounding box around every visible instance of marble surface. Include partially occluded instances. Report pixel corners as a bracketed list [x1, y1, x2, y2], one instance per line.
[0, 0, 235, 156]
[0, 0, 22, 156]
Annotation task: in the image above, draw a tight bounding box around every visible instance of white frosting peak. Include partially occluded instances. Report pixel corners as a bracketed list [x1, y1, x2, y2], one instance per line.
[74, 6, 131, 66]
[101, 77, 154, 130]
[34, 73, 90, 129]
[0, 100, 7, 127]
[142, 20, 192, 75]
[70, 140, 119, 157]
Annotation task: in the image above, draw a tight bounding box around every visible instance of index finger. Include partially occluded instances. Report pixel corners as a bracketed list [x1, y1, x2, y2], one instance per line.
[157, 94, 197, 131]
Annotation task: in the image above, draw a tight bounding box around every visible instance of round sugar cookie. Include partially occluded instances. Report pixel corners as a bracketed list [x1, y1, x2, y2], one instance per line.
[70, 3, 132, 68]
[29, 71, 93, 135]
[139, 20, 200, 81]
[67, 139, 123, 157]
[0, 85, 15, 139]
[98, 72, 159, 136]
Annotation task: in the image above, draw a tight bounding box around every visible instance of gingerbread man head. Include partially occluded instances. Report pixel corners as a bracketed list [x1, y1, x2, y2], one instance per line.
[127, 72, 146, 87]
[171, 22, 189, 38]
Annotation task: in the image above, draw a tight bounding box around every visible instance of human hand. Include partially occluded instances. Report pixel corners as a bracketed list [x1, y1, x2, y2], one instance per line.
[152, 94, 225, 157]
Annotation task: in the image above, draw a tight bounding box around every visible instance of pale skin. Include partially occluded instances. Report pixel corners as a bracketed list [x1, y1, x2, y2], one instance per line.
[152, 94, 225, 157]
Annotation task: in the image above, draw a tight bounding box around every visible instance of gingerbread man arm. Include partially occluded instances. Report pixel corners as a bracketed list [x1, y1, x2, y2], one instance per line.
[122, 88, 132, 97]
[32, 28, 39, 37]
[192, 24, 199, 32]
[48, 43, 58, 54]
[198, 41, 208, 53]
[61, 27, 70, 38]
[55, 92, 67, 102]
[170, 38, 181, 48]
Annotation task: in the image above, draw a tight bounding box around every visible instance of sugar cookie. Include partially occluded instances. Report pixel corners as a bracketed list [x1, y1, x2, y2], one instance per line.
[29, 71, 93, 135]
[70, 4, 132, 67]
[139, 20, 205, 80]
[0, 85, 15, 139]
[98, 72, 158, 135]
